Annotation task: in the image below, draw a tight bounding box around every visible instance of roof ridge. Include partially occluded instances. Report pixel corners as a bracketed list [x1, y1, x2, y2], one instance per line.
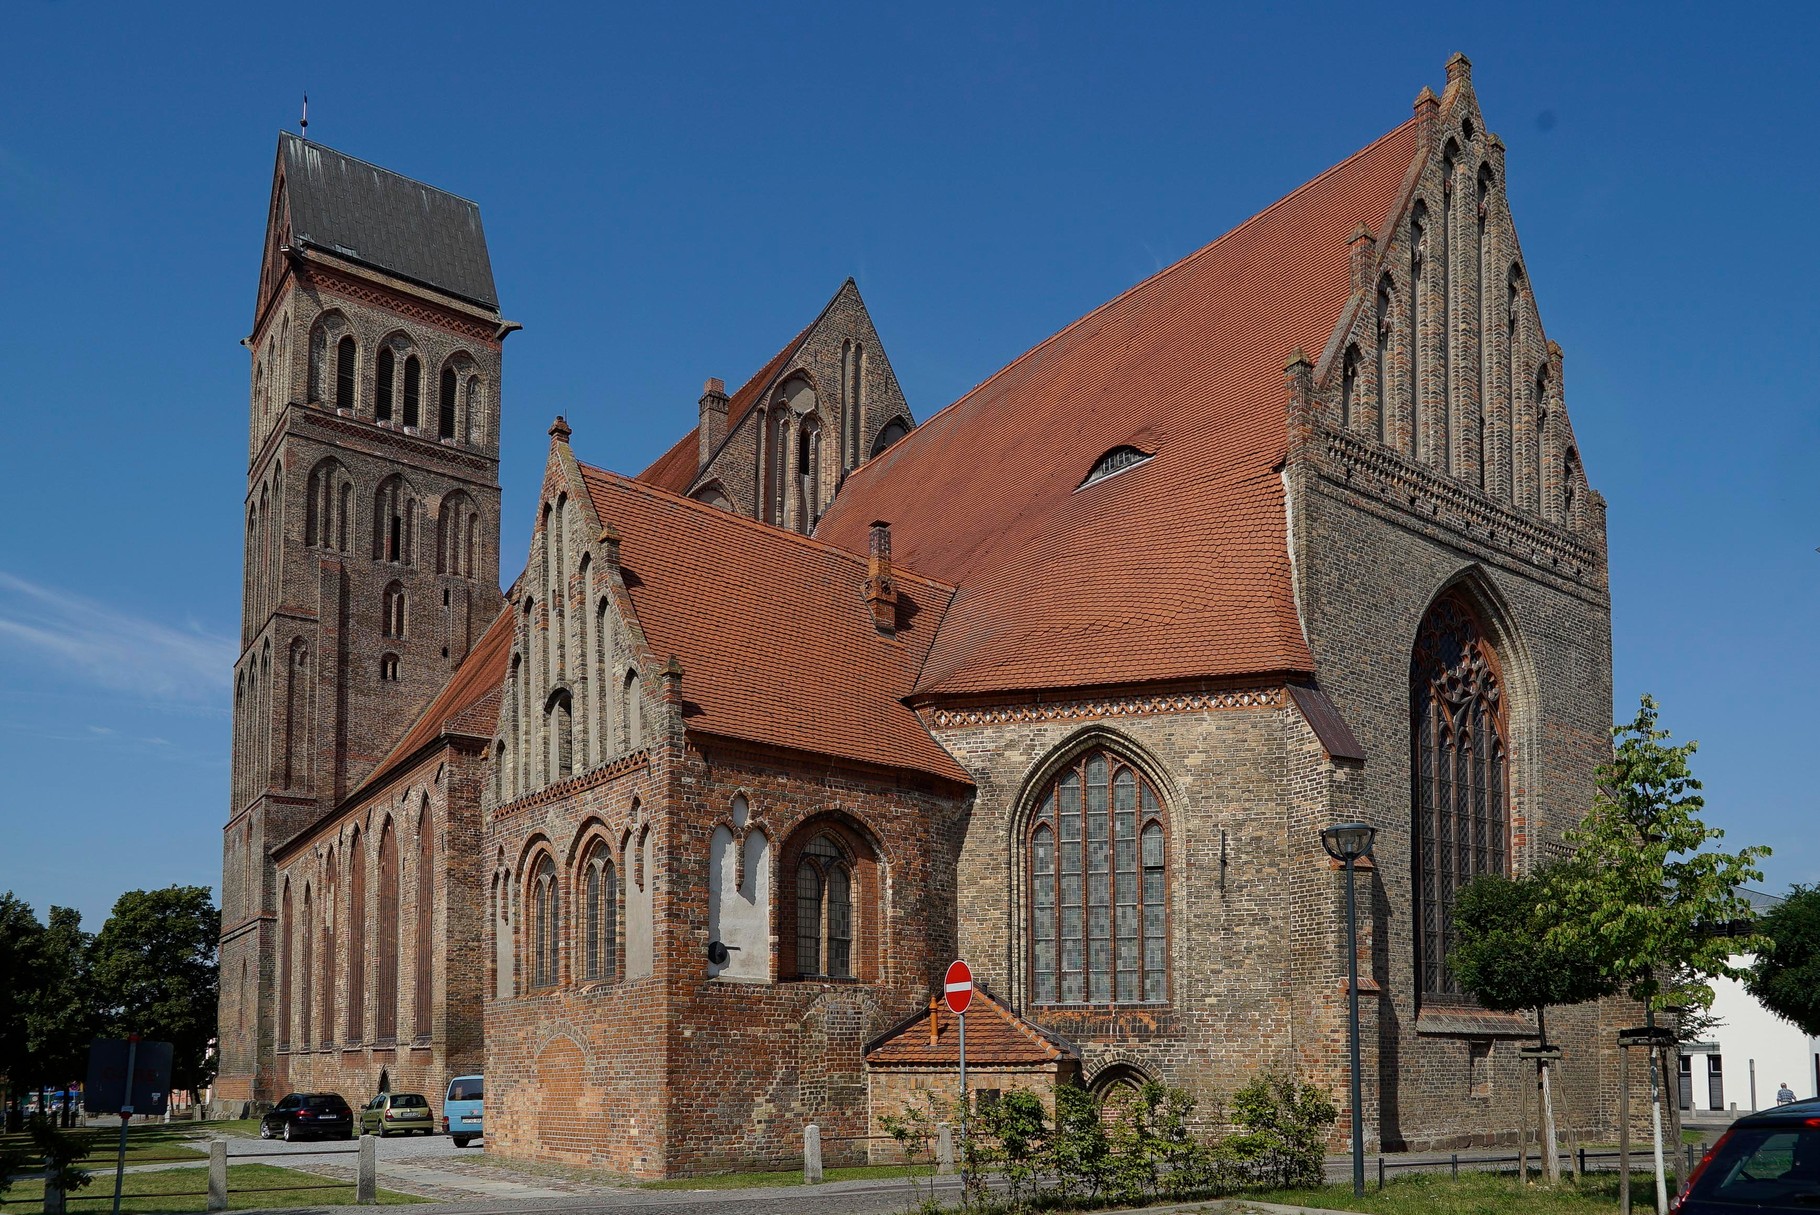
[838, 115, 1420, 491]
[580, 463, 958, 596]
[281, 131, 483, 209]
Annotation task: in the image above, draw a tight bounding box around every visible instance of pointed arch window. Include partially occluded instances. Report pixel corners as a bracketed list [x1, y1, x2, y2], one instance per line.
[1028, 749, 1168, 1006]
[1376, 274, 1395, 444]
[1412, 593, 1509, 998]
[794, 835, 853, 979]
[345, 829, 366, 1041]
[382, 582, 407, 639]
[438, 367, 457, 440]
[414, 810, 434, 1040]
[375, 823, 400, 1041]
[581, 846, 617, 982]
[375, 348, 395, 421]
[402, 356, 421, 429]
[335, 337, 356, 412]
[530, 855, 559, 989]
[1341, 344, 1360, 429]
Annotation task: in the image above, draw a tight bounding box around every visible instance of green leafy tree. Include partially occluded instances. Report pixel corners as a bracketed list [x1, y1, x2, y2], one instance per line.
[0, 894, 48, 1131]
[89, 887, 220, 1100]
[1747, 885, 1820, 1036]
[1218, 1071, 1336, 1190]
[1547, 695, 1769, 1214]
[973, 1089, 1047, 1210]
[1045, 1082, 1111, 1202]
[1450, 866, 1615, 1180]
[27, 907, 97, 1118]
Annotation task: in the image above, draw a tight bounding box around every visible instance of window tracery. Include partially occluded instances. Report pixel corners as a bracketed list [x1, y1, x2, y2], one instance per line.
[1028, 749, 1168, 1006]
[1411, 592, 1509, 998]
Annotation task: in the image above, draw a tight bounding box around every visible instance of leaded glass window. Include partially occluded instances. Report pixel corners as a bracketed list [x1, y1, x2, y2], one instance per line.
[794, 835, 852, 979]
[581, 852, 616, 982]
[1029, 750, 1167, 1005]
[1412, 593, 1509, 997]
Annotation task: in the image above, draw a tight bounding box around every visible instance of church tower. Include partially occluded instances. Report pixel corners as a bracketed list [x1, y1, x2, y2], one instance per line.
[215, 133, 509, 1110]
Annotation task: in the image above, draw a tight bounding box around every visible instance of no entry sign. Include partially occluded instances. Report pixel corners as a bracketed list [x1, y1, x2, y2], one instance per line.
[944, 959, 973, 1015]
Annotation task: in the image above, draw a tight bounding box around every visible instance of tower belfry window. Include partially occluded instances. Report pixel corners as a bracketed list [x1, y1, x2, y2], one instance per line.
[376, 348, 395, 421]
[335, 337, 356, 412]
[1078, 445, 1153, 489]
[402, 357, 421, 429]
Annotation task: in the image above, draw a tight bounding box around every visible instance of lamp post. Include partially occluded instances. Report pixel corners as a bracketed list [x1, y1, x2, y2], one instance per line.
[1321, 821, 1377, 1198]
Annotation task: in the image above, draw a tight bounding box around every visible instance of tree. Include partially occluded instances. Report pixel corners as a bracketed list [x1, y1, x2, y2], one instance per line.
[26, 907, 96, 1124]
[1450, 867, 1615, 1181]
[89, 887, 220, 1101]
[1547, 695, 1769, 1215]
[0, 894, 48, 1132]
[1747, 885, 1820, 1036]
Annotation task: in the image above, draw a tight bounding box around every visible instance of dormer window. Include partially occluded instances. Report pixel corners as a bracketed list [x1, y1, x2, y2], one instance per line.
[1079, 445, 1153, 489]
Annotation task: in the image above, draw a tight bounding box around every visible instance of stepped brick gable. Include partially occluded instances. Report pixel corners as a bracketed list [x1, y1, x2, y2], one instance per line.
[220, 55, 1620, 1170]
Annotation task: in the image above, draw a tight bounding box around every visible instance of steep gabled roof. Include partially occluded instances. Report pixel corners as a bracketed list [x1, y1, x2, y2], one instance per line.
[349, 608, 513, 801]
[637, 324, 808, 494]
[578, 465, 970, 785]
[278, 133, 499, 310]
[817, 119, 1420, 698]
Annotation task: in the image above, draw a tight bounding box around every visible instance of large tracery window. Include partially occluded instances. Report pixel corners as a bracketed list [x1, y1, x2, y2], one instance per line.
[1412, 592, 1510, 998]
[530, 855, 559, 990]
[1029, 749, 1168, 1006]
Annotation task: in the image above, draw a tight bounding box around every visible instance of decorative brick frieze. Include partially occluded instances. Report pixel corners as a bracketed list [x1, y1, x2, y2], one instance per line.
[925, 686, 1285, 729]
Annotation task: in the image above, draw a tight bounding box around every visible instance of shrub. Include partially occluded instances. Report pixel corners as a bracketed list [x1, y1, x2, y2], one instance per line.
[1216, 1072, 1336, 1189]
[973, 1089, 1047, 1210]
[1045, 1083, 1111, 1202]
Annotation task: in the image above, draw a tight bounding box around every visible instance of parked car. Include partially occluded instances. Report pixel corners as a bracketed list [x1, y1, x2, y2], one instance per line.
[442, 1075, 482, 1148]
[358, 1091, 435, 1137]
[259, 1093, 354, 1141]
[1673, 1095, 1820, 1212]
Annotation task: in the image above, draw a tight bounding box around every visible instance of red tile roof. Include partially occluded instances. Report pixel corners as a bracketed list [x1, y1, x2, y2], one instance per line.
[817, 119, 1419, 698]
[350, 607, 512, 800]
[865, 991, 1075, 1067]
[637, 325, 812, 495]
[578, 465, 971, 785]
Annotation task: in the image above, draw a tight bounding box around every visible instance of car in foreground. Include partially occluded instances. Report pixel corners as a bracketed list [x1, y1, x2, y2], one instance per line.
[443, 1074, 482, 1148]
[259, 1093, 354, 1141]
[1673, 1095, 1820, 1212]
[358, 1091, 436, 1137]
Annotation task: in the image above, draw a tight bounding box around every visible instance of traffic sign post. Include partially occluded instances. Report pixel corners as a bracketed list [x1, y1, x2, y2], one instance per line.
[944, 961, 973, 1193]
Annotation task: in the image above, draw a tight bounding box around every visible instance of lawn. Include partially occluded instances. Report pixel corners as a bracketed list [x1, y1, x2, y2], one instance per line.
[1254, 1169, 1680, 1214]
[0, 1164, 422, 1212]
[0, 1123, 215, 1168]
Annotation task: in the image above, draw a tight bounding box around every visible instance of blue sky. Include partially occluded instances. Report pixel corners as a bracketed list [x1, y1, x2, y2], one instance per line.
[1, 2, 1815, 928]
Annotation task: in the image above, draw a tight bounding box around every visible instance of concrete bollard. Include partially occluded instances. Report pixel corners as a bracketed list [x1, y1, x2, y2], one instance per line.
[936, 1123, 954, 1175]
[357, 1134, 377, 1204]
[803, 1123, 822, 1184]
[207, 1140, 228, 1212]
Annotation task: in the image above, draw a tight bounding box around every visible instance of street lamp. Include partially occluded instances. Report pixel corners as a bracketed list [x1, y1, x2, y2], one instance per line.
[1321, 821, 1377, 1198]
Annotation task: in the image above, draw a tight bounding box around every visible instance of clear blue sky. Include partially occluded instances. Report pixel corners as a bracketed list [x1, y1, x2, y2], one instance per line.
[1, 2, 1815, 928]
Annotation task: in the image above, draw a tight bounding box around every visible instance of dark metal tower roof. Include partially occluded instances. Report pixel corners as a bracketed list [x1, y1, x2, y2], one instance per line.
[278, 133, 498, 311]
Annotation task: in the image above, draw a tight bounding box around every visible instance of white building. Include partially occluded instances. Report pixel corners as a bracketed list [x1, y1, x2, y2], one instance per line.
[1680, 891, 1820, 1115]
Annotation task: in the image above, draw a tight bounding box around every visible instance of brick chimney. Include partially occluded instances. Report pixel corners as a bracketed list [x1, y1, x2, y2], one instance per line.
[698, 378, 729, 470]
[864, 521, 896, 635]
[1349, 222, 1375, 295]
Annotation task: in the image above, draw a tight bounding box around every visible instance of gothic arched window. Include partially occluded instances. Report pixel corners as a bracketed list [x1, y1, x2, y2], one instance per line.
[402, 356, 421, 429]
[793, 834, 853, 979]
[375, 822, 400, 1041]
[1028, 749, 1168, 1006]
[1341, 344, 1360, 429]
[438, 367, 457, 440]
[336, 336, 356, 412]
[1376, 274, 1395, 444]
[382, 582, 406, 639]
[1411, 592, 1510, 998]
[580, 846, 617, 982]
[375, 347, 395, 421]
[345, 828, 365, 1041]
[530, 854, 559, 989]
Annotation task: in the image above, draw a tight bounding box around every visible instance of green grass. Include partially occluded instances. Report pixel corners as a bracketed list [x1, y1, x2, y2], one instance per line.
[0, 1123, 219, 1168]
[1254, 1169, 1681, 1214]
[643, 1163, 933, 1190]
[1, 1164, 422, 1212]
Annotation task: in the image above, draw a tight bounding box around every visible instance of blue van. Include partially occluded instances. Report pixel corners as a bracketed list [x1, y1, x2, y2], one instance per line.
[443, 1075, 483, 1147]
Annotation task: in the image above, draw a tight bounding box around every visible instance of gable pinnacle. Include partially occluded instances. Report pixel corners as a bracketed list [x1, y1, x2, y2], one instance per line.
[1446, 52, 1472, 85]
[549, 415, 572, 442]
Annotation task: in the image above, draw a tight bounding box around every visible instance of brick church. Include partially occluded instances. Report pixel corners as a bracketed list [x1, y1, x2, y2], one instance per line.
[214, 56, 1621, 1175]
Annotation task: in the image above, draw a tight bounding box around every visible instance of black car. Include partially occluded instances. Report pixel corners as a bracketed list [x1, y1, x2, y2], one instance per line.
[1673, 1096, 1820, 1212]
[259, 1092, 355, 1141]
